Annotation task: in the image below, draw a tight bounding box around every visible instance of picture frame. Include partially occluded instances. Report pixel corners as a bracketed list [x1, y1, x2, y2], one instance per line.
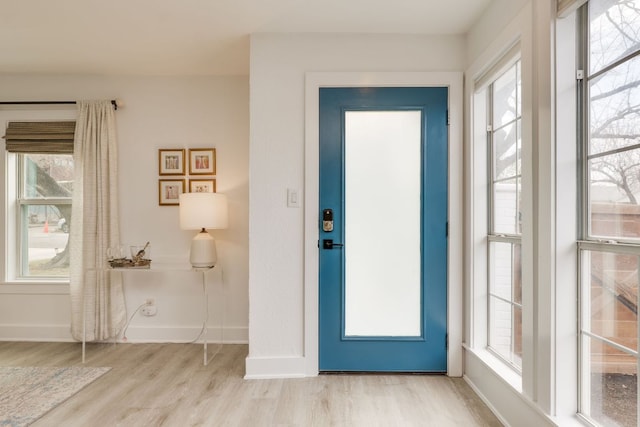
[189, 148, 216, 175]
[189, 178, 216, 193]
[158, 179, 185, 206]
[159, 149, 185, 176]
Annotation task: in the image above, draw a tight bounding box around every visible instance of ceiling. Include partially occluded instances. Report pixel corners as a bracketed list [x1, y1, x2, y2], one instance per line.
[0, 0, 491, 76]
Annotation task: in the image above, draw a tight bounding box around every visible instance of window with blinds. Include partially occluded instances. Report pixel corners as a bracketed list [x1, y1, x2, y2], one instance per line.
[3, 121, 75, 153]
[3, 121, 75, 279]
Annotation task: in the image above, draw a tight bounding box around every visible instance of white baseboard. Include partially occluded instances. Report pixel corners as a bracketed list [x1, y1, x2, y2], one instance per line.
[464, 349, 556, 427]
[0, 324, 248, 344]
[121, 326, 248, 344]
[463, 373, 512, 427]
[244, 356, 307, 379]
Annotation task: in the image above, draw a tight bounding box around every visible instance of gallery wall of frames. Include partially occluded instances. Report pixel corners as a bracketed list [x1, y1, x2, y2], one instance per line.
[158, 148, 216, 205]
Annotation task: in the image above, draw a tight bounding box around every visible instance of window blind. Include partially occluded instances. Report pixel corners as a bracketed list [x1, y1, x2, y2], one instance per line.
[3, 121, 75, 153]
[558, 0, 587, 17]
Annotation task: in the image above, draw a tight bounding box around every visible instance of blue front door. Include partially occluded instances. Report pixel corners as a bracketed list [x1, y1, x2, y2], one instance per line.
[319, 87, 448, 372]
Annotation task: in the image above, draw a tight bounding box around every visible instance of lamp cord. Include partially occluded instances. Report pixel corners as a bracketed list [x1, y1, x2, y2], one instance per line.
[120, 303, 147, 342]
[187, 269, 223, 363]
[118, 269, 223, 364]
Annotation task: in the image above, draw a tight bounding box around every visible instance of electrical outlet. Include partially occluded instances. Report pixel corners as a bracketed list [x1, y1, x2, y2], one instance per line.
[142, 305, 157, 316]
[142, 299, 157, 316]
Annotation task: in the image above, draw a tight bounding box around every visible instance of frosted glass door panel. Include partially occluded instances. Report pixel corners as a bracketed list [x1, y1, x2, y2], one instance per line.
[344, 110, 422, 337]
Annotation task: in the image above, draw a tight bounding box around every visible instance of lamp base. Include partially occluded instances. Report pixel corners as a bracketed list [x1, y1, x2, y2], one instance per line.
[190, 229, 217, 268]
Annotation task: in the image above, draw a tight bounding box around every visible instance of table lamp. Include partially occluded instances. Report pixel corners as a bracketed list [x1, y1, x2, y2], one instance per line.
[179, 192, 228, 268]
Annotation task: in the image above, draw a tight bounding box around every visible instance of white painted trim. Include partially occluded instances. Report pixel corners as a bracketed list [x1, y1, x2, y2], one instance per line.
[465, 348, 586, 427]
[464, 0, 529, 402]
[245, 356, 306, 379]
[464, 344, 522, 392]
[304, 71, 464, 376]
[465, 2, 581, 422]
[463, 376, 511, 427]
[0, 325, 248, 343]
[528, 0, 557, 412]
[554, 9, 579, 421]
[464, 348, 559, 427]
[121, 326, 248, 344]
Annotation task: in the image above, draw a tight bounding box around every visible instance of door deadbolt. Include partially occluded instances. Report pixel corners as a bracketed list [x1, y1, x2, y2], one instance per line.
[322, 209, 334, 232]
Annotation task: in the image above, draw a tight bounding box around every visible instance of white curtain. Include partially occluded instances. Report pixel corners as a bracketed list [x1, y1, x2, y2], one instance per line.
[69, 100, 125, 341]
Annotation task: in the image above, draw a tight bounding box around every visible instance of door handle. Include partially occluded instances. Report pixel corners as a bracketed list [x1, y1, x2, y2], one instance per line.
[323, 239, 344, 250]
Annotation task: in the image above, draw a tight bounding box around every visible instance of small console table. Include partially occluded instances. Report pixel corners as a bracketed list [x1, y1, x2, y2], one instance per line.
[82, 265, 221, 366]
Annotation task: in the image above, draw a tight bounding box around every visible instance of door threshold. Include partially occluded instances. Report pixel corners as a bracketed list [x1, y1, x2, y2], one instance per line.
[320, 371, 447, 376]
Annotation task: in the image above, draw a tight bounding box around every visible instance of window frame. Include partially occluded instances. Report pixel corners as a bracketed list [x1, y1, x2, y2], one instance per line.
[1, 110, 76, 285]
[466, 2, 583, 423]
[486, 59, 524, 372]
[577, 1, 640, 423]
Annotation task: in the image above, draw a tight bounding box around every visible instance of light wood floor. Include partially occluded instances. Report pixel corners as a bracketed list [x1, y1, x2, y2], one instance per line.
[0, 342, 502, 426]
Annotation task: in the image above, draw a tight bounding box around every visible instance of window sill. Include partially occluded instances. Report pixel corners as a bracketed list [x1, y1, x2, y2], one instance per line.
[463, 344, 522, 393]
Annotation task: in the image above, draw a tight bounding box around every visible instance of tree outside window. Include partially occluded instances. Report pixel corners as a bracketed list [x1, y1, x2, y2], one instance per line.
[580, 1, 640, 426]
[18, 153, 73, 278]
[487, 60, 523, 370]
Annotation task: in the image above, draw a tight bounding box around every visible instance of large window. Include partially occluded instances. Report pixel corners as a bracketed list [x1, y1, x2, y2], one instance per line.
[4, 120, 75, 280]
[487, 60, 523, 369]
[579, 1, 640, 425]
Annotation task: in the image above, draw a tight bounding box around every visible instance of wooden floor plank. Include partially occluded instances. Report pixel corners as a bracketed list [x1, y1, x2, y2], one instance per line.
[0, 342, 502, 426]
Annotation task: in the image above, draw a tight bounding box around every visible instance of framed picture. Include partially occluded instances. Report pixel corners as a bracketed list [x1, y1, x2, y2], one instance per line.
[189, 148, 216, 175]
[189, 178, 216, 193]
[159, 149, 185, 175]
[158, 179, 185, 206]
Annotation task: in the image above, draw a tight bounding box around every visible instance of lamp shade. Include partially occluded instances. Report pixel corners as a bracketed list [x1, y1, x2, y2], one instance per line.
[179, 192, 228, 268]
[179, 192, 228, 230]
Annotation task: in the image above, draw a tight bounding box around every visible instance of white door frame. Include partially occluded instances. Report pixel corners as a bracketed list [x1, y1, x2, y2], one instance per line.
[303, 72, 463, 376]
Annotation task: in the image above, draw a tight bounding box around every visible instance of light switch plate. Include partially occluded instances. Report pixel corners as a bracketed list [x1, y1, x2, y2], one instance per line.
[287, 188, 300, 208]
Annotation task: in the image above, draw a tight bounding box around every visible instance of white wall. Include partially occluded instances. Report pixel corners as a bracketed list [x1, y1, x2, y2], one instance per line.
[466, 0, 529, 65]
[248, 33, 465, 377]
[0, 74, 249, 343]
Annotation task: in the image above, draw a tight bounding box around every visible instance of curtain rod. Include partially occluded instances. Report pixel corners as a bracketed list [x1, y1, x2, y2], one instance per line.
[0, 100, 121, 110]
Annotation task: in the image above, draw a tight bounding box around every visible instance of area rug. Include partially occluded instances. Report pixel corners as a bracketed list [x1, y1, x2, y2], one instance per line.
[0, 366, 111, 427]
